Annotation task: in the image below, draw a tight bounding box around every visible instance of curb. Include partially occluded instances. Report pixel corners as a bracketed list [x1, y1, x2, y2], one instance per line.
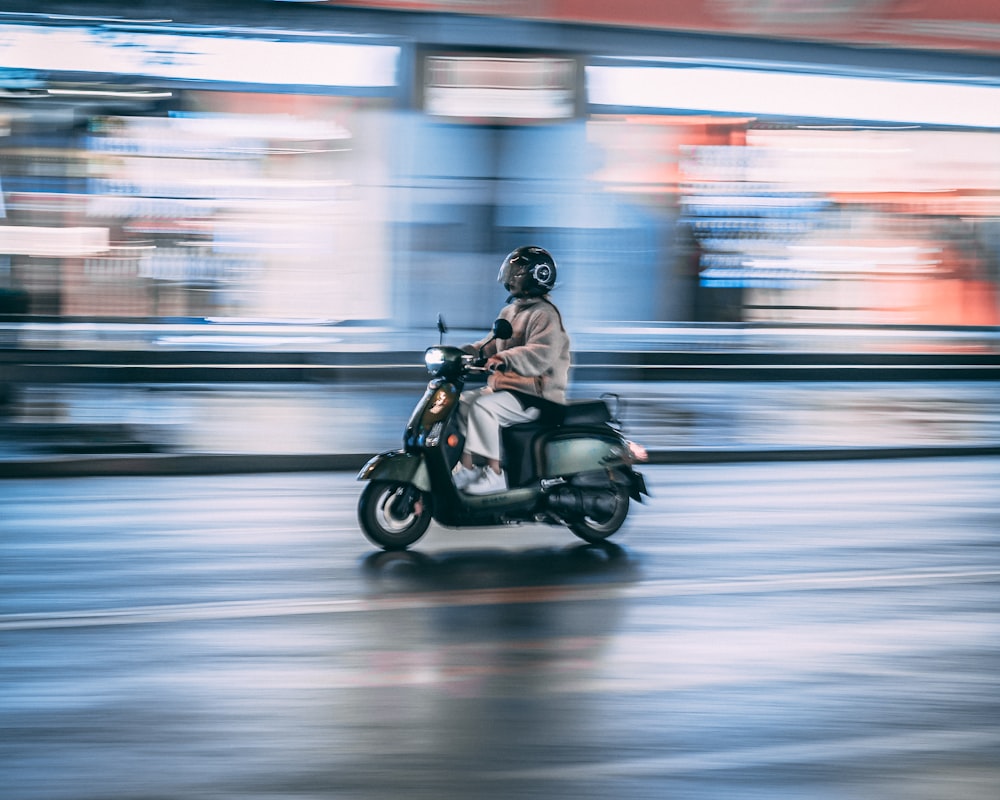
[2, 445, 999, 478]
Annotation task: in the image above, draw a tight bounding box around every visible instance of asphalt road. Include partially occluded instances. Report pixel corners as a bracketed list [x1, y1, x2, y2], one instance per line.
[3, 458, 999, 799]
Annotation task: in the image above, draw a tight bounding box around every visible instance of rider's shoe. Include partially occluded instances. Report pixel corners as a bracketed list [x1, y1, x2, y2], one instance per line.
[452, 465, 482, 491]
[463, 468, 507, 495]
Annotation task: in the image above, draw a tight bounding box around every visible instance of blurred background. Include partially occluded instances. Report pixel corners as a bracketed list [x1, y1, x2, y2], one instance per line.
[0, 0, 999, 464]
[4, 6, 1000, 800]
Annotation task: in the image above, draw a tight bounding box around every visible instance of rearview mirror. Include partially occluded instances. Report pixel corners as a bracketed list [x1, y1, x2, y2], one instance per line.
[493, 318, 513, 340]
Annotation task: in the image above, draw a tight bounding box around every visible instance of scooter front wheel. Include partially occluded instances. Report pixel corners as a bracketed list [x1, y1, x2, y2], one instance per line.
[358, 480, 432, 551]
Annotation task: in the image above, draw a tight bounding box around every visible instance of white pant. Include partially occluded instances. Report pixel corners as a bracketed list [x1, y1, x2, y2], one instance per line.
[457, 387, 540, 462]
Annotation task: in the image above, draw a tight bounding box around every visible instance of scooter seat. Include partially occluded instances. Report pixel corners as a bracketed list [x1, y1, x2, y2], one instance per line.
[507, 392, 611, 427]
[560, 400, 611, 426]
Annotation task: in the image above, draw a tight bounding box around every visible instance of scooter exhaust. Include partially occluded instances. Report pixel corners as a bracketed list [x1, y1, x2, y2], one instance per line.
[546, 487, 618, 522]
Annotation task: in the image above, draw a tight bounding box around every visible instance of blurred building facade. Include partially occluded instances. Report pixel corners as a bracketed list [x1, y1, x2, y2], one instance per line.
[0, 1, 999, 330]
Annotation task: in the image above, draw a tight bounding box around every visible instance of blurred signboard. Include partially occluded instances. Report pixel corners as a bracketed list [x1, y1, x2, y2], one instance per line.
[586, 62, 1000, 128]
[421, 54, 578, 121]
[0, 226, 108, 257]
[0, 24, 400, 91]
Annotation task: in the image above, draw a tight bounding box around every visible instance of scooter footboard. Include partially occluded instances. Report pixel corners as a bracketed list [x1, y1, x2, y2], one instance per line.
[357, 450, 431, 492]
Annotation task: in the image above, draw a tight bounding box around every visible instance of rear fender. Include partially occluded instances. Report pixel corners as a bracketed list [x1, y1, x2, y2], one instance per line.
[357, 450, 431, 492]
[628, 469, 650, 502]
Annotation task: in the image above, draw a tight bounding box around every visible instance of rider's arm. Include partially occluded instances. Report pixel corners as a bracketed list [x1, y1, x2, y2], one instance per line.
[461, 336, 498, 359]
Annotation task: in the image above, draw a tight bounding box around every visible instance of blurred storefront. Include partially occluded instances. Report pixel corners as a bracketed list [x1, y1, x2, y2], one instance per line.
[674, 123, 1000, 325]
[0, 7, 998, 330]
[0, 24, 402, 321]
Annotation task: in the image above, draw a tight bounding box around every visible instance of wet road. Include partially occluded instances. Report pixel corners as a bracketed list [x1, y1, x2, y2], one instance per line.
[3, 458, 1000, 799]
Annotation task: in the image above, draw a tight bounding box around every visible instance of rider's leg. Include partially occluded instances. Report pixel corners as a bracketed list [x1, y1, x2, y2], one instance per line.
[462, 390, 539, 475]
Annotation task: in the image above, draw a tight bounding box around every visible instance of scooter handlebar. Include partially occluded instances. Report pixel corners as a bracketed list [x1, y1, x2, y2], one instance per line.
[463, 354, 488, 372]
[467, 357, 503, 374]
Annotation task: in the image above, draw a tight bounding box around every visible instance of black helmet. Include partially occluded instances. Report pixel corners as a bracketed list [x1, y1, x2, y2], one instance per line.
[498, 246, 557, 297]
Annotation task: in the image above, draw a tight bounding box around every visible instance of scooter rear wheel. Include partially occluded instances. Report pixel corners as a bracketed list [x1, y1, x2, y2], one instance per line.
[568, 480, 631, 544]
[358, 480, 432, 551]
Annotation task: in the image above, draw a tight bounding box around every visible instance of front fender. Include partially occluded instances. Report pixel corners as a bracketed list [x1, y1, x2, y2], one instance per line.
[357, 450, 431, 492]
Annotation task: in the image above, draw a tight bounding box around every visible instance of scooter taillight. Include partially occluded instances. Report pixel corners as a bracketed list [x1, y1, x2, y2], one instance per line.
[627, 440, 649, 462]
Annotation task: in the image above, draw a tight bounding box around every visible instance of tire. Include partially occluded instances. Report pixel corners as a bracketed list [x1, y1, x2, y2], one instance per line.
[358, 481, 432, 551]
[568, 479, 631, 544]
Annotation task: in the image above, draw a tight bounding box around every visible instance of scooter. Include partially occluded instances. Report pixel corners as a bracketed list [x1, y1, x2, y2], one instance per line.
[356, 317, 649, 551]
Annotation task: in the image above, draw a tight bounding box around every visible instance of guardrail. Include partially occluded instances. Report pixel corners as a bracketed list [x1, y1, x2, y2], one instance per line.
[3, 321, 1000, 382]
[2, 349, 1000, 382]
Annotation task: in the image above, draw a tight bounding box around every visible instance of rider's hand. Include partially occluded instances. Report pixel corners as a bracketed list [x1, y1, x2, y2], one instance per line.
[486, 356, 505, 373]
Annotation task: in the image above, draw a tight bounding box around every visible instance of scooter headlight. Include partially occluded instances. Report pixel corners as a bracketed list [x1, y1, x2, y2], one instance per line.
[424, 346, 448, 375]
[423, 345, 466, 378]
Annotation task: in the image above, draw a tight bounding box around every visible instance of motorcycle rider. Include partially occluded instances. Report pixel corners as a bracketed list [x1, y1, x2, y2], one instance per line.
[454, 245, 571, 495]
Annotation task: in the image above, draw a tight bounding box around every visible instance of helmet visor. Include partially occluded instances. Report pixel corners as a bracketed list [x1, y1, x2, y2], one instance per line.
[498, 255, 530, 288]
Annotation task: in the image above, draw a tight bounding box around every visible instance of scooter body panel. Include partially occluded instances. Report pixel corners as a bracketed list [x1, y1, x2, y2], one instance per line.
[405, 377, 461, 451]
[542, 429, 631, 477]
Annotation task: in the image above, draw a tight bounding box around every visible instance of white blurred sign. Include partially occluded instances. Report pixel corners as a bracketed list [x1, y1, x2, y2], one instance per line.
[0, 226, 109, 256]
[587, 63, 1000, 129]
[0, 24, 399, 88]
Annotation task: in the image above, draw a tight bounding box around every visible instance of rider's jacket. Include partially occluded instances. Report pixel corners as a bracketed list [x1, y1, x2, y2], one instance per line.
[464, 296, 571, 404]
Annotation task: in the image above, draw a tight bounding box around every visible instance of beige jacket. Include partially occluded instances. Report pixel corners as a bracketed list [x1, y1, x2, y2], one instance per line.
[464, 296, 571, 404]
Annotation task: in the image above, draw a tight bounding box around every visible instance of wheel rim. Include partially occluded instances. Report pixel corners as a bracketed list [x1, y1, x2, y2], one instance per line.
[583, 488, 628, 532]
[568, 483, 630, 542]
[376, 486, 421, 534]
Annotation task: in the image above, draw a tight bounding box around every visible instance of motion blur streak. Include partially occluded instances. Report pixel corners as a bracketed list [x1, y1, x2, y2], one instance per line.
[4, 567, 999, 632]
